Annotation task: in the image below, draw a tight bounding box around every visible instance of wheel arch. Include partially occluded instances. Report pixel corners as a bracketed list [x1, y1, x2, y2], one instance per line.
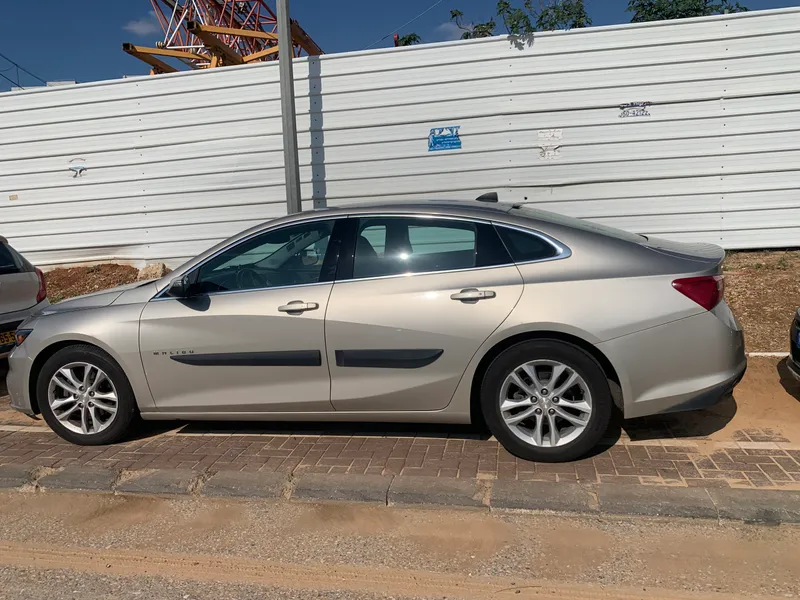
[27, 340, 114, 415]
[469, 330, 623, 427]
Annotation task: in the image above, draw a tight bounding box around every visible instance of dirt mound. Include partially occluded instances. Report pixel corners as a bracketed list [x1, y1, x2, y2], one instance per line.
[724, 250, 800, 352]
[45, 264, 139, 303]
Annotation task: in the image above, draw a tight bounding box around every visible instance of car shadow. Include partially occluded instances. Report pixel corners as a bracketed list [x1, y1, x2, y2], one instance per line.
[135, 419, 492, 442]
[777, 357, 800, 402]
[618, 393, 738, 442]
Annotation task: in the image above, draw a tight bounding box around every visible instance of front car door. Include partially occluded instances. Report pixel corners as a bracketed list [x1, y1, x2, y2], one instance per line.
[325, 215, 524, 412]
[139, 217, 343, 414]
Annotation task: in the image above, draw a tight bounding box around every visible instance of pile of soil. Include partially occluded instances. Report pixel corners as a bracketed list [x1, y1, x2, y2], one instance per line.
[45, 264, 139, 303]
[724, 250, 800, 352]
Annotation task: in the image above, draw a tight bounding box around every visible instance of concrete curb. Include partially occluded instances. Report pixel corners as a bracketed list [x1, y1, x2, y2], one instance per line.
[201, 470, 286, 499]
[293, 473, 392, 504]
[491, 481, 596, 513]
[1, 465, 800, 524]
[38, 466, 118, 493]
[116, 469, 198, 495]
[388, 476, 487, 508]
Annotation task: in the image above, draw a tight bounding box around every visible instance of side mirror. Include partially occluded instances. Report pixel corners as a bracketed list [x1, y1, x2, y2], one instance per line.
[167, 276, 192, 298]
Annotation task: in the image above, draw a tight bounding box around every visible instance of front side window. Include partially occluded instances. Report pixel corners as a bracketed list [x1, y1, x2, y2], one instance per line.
[193, 220, 335, 294]
[352, 218, 480, 279]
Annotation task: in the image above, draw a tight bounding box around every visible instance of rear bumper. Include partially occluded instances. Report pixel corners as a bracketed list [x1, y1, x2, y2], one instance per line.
[599, 303, 746, 419]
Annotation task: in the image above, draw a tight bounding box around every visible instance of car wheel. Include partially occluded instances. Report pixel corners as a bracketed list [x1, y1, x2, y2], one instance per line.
[37, 345, 137, 446]
[480, 340, 612, 463]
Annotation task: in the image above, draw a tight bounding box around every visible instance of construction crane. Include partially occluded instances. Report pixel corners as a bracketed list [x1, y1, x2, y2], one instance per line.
[123, 0, 323, 74]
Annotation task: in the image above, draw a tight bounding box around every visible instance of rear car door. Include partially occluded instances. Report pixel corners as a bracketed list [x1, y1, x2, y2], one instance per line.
[325, 215, 524, 412]
[139, 218, 343, 414]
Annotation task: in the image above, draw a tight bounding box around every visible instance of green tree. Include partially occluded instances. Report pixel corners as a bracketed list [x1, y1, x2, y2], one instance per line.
[395, 33, 423, 46]
[450, 0, 591, 38]
[627, 0, 747, 22]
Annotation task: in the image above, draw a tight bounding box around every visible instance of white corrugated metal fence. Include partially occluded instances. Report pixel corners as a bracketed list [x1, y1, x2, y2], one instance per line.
[1, 7, 799, 267]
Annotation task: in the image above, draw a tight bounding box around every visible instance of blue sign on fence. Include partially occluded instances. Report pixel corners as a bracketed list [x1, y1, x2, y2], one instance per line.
[428, 126, 462, 152]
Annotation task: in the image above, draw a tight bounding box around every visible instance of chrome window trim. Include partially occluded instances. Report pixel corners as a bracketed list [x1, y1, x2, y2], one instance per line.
[331, 217, 572, 286]
[151, 214, 345, 301]
[150, 211, 572, 300]
[151, 279, 332, 302]
[331, 262, 519, 286]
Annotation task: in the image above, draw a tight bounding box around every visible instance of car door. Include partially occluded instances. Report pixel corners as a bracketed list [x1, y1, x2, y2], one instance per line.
[325, 215, 524, 412]
[139, 217, 343, 414]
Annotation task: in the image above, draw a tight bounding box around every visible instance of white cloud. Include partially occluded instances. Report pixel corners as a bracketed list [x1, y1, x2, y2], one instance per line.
[434, 21, 465, 42]
[123, 11, 161, 37]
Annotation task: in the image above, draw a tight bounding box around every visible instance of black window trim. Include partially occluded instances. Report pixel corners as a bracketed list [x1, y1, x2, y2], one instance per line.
[335, 214, 517, 284]
[492, 222, 572, 265]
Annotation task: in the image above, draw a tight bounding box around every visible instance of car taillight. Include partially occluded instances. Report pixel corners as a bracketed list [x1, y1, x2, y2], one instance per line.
[35, 268, 47, 303]
[672, 275, 724, 311]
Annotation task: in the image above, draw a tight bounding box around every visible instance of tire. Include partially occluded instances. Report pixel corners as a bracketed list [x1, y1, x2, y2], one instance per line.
[480, 340, 612, 463]
[37, 345, 137, 446]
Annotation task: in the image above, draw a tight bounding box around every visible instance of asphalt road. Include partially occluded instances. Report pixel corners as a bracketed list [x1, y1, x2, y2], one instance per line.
[0, 491, 798, 599]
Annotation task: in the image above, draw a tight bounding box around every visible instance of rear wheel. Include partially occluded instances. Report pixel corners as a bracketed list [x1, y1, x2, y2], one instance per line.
[480, 340, 612, 462]
[37, 345, 137, 446]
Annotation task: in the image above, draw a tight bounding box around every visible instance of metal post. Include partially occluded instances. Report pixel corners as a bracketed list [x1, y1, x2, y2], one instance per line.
[277, 0, 302, 214]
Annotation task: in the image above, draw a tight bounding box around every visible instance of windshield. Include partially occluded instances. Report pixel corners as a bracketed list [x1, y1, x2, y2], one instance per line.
[511, 205, 647, 243]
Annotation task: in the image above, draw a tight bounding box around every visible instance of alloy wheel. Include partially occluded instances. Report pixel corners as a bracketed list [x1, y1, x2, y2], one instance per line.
[47, 362, 119, 435]
[499, 359, 593, 447]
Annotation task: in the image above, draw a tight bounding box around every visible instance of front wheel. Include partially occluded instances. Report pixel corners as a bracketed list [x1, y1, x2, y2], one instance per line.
[480, 340, 612, 463]
[37, 345, 138, 446]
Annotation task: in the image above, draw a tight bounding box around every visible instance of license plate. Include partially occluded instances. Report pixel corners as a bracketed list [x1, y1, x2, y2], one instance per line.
[0, 331, 15, 346]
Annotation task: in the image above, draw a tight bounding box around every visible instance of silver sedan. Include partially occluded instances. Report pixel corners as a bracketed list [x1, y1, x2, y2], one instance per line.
[5, 200, 746, 462]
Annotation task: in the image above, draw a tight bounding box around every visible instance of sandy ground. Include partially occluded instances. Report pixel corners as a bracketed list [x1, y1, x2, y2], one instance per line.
[724, 250, 800, 352]
[0, 491, 799, 599]
[719, 356, 800, 441]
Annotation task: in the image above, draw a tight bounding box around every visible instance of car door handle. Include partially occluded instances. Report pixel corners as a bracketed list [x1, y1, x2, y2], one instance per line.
[450, 288, 496, 302]
[278, 301, 319, 313]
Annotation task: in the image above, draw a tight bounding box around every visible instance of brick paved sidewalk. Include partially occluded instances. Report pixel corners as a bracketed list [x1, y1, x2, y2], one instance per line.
[1, 423, 798, 490]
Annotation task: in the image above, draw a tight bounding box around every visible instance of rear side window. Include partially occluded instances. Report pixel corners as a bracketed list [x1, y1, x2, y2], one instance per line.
[353, 218, 478, 279]
[496, 226, 559, 263]
[0, 244, 21, 276]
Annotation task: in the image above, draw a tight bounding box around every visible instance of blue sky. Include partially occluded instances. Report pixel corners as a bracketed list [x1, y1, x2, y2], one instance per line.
[1, 0, 798, 90]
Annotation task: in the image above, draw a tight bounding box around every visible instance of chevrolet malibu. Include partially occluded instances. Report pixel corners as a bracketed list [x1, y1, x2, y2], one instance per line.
[6, 200, 746, 462]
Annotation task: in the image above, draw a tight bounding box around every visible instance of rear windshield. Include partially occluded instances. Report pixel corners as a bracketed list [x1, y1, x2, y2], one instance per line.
[511, 206, 647, 243]
[0, 244, 20, 276]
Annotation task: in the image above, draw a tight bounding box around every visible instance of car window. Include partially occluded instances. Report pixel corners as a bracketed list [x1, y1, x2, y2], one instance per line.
[496, 226, 559, 263]
[0, 244, 21, 276]
[194, 221, 335, 294]
[353, 218, 478, 279]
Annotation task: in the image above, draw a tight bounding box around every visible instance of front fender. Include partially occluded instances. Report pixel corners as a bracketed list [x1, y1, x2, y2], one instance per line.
[20, 302, 155, 412]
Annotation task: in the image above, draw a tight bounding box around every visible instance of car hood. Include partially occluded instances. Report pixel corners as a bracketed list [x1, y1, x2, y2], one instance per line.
[38, 281, 148, 315]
